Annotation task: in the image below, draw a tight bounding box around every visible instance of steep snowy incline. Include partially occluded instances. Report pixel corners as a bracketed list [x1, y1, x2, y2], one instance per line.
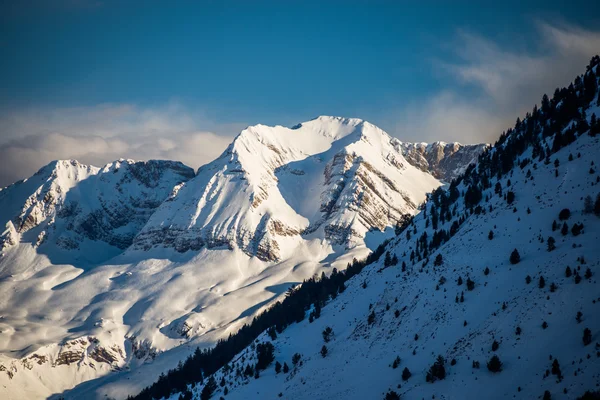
[133, 116, 441, 261]
[181, 131, 600, 400]
[154, 58, 600, 400]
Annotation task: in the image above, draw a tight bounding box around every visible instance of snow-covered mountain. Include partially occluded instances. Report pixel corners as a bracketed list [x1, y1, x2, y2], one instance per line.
[0, 159, 195, 262]
[133, 117, 441, 261]
[0, 117, 474, 399]
[133, 58, 600, 400]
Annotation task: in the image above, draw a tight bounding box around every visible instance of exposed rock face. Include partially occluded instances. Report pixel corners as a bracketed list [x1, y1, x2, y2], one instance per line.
[0, 159, 194, 261]
[397, 141, 489, 181]
[0, 336, 125, 381]
[0, 221, 18, 254]
[133, 117, 443, 260]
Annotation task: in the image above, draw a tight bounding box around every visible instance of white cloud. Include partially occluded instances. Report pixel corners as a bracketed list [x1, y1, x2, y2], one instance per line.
[0, 103, 241, 187]
[390, 22, 600, 145]
[390, 91, 507, 145]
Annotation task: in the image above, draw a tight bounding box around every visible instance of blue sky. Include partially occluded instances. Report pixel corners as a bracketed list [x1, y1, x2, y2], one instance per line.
[0, 1, 599, 185]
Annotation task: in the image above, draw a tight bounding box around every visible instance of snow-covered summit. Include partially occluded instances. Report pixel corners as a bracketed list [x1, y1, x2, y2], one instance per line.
[133, 116, 441, 261]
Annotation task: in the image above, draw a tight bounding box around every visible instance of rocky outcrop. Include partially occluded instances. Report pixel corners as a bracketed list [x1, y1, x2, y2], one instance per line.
[0, 221, 18, 254]
[397, 141, 488, 181]
[0, 336, 125, 381]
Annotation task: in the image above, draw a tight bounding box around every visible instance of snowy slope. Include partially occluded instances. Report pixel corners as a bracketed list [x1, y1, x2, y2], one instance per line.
[189, 133, 600, 400]
[159, 62, 600, 400]
[0, 117, 452, 400]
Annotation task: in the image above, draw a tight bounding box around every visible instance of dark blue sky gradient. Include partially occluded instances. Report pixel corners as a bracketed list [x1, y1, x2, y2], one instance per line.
[1, 0, 599, 125]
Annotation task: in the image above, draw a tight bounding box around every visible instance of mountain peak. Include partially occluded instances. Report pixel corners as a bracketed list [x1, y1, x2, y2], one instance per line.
[32, 159, 98, 180]
[134, 117, 442, 261]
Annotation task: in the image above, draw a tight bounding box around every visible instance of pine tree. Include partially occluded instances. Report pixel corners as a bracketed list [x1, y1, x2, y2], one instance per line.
[571, 223, 584, 236]
[434, 253, 443, 266]
[539, 275, 546, 289]
[506, 191, 515, 204]
[283, 362, 289, 373]
[551, 359, 562, 378]
[547, 236, 556, 251]
[491, 340, 499, 351]
[510, 249, 521, 264]
[368, 310, 375, 325]
[488, 230, 494, 240]
[543, 390, 552, 400]
[561, 222, 569, 236]
[584, 195, 594, 213]
[466, 277, 475, 291]
[322, 326, 333, 342]
[200, 376, 217, 400]
[487, 355, 502, 373]
[256, 342, 275, 370]
[402, 366, 411, 380]
[559, 208, 571, 220]
[565, 266, 572, 277]
[320, 345, 328, 358]
[384, 391, 401, 400]
[384, 252, 392, 267]
[275, 361, 282, 374]
[426, 355, 446, 382]
[484, 266, 490, 275]
[583, 328, 592, 346]
[576, 311, 583, 323]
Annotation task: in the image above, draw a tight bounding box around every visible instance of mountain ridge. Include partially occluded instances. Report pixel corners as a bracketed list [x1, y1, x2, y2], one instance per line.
[0, 116, 486, 400]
